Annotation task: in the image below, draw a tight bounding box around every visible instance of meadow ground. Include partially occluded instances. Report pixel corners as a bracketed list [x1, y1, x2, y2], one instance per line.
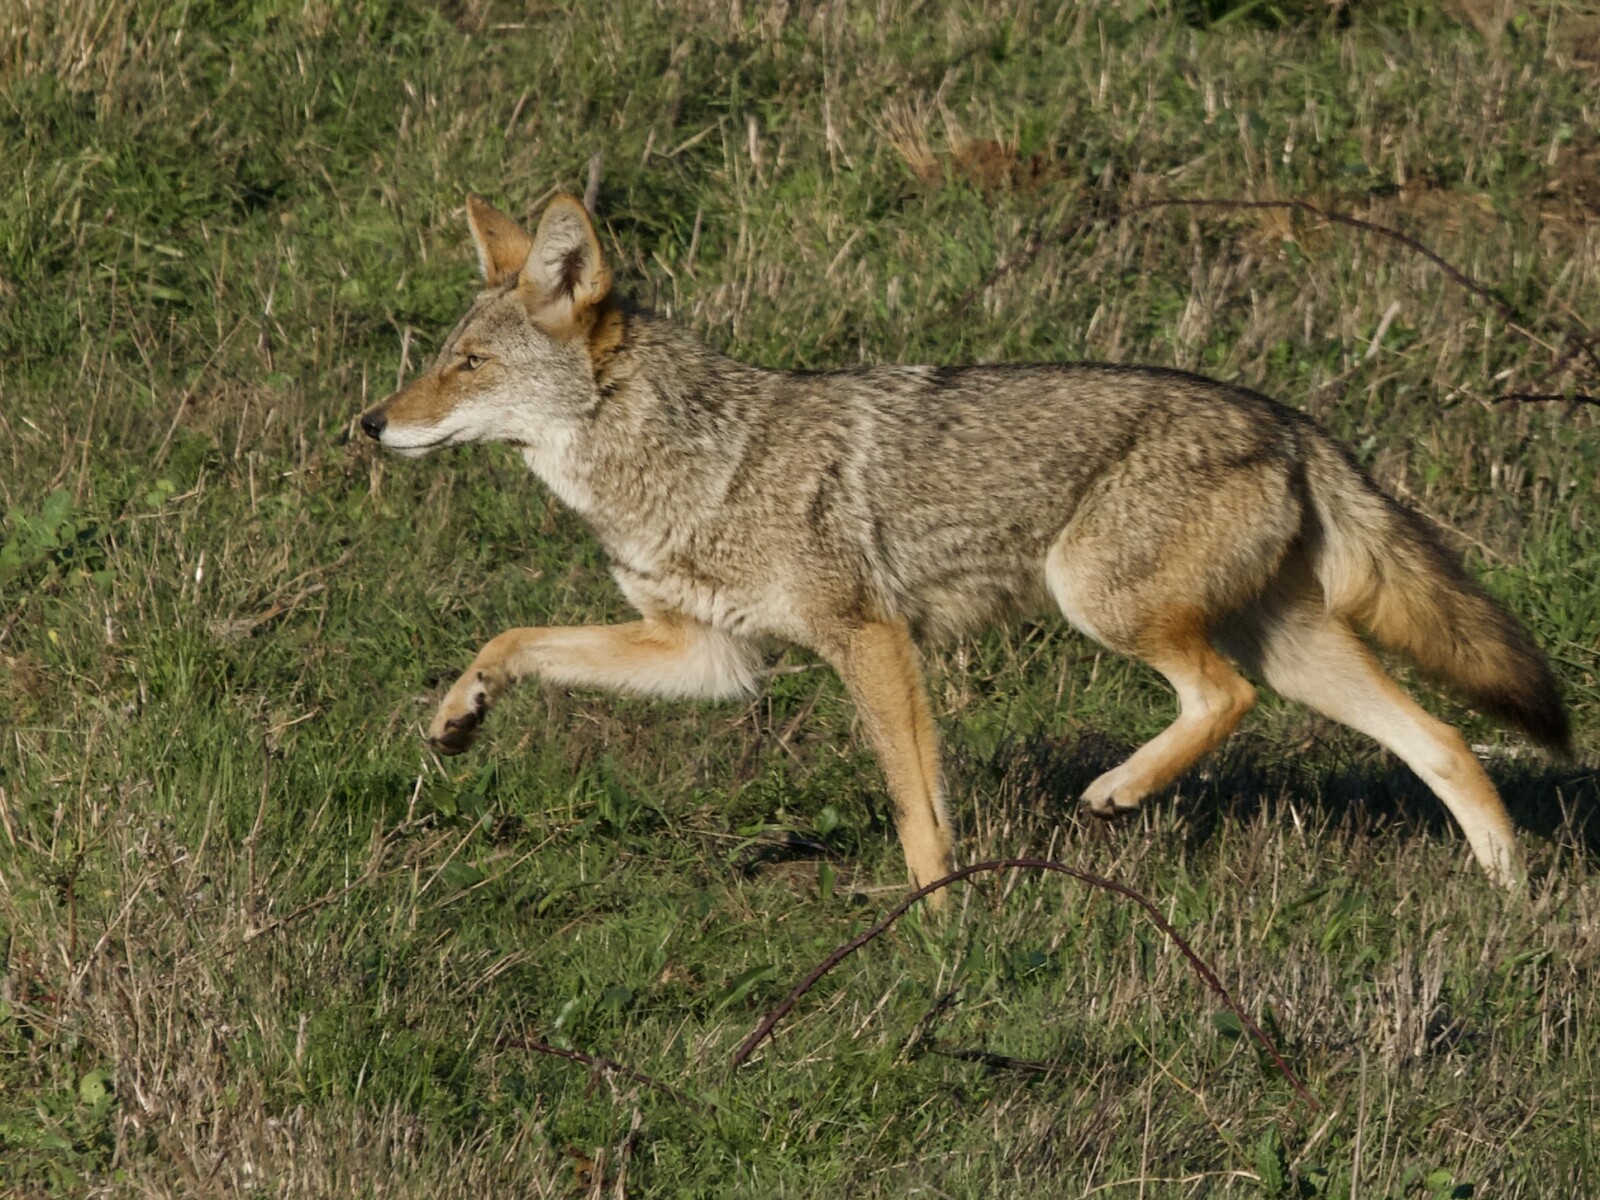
[2, 1, 1599, 1195]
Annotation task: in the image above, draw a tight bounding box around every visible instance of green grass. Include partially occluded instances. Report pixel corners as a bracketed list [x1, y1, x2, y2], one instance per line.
[3, 1, 1599, 1195]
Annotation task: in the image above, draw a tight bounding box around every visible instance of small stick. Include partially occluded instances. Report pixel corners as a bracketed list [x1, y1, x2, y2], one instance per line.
[955, 194, 1600, 391]
[728, 857, 1320, 1111]
[1100, 198, 1509, 322]
[503, 1035, 703, 1109]
[1491, 391, 1600, 408]
[932, 1045, 1054, 1074]
[583, 153, 603, 216]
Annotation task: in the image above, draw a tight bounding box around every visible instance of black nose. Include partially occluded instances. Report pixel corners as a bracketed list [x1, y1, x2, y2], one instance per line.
[360, 410, 386, 440]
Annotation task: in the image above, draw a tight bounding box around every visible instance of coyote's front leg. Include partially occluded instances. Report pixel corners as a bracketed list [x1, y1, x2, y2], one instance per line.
[821, 618, 956, 897]
[429, 617, 760, 754]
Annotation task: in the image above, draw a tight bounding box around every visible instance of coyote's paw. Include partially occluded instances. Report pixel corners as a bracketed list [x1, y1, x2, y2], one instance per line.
[428, 672, 490, 756]
[1080, 766, 1145, 820]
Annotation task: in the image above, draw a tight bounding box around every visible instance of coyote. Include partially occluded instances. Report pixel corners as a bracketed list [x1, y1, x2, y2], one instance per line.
[360, 192, 1570, 898]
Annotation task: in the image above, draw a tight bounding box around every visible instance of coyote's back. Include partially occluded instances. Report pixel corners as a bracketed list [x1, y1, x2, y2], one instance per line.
[360, 192, 1570, 900]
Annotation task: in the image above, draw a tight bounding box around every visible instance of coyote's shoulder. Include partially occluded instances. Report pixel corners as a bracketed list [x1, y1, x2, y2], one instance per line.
[360, 192, 1569, 901]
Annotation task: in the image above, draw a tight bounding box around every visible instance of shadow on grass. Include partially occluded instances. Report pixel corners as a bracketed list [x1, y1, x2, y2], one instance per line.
[964, 728, 1600, 866]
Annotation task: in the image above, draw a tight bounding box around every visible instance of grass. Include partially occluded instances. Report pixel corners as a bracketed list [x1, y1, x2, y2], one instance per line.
[2, 0, 1598, 1195]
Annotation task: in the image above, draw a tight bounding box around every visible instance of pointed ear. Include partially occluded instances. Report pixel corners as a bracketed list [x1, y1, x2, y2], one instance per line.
[520, 194, 611, 323]
[465, 194, 534, 287]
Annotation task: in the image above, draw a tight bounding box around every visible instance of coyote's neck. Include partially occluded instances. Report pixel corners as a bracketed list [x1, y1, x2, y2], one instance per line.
[525, 310, 765, 566]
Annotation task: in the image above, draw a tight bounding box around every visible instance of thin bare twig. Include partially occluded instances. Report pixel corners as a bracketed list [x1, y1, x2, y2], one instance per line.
[234, 859, 396, 949]
[502, 1035, 704, 1109]
[728, 858, 1320, 1112]
[583, 153, 603, 216]
[932, 1044, 1055, 1074]
[955, 194, 1600, 393]
[1099, 197, 1510, 319]
[1491, 391, 1600, 408]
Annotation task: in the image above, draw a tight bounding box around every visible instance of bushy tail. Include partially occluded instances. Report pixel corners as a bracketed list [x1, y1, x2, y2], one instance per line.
[1303, 437, 1572, 755]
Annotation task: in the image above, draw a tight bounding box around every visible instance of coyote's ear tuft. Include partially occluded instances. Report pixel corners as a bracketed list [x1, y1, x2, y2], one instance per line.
[466, 194, 535, 287]
[521, 194, 611, 325]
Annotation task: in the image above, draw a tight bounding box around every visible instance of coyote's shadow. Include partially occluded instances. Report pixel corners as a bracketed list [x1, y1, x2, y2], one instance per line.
[961, 728, 1600, 868]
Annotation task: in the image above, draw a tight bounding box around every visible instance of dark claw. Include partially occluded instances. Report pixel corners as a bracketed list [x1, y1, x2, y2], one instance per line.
[1081, 799, 1137, 823]
[429, 709, 480, 756]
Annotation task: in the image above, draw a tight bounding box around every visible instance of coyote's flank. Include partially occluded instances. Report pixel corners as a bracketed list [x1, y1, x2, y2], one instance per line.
[359, 192, 1570, 900]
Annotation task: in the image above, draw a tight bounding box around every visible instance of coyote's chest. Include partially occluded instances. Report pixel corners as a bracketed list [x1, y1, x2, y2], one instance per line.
[520, 442, 596, 516]
[521, 431, 804, 642]
[603, 547, 801, 644]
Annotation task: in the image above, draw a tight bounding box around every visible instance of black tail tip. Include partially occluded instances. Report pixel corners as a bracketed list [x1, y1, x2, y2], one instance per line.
[1461, 644, 1571, 757]
[1490, 688, 1574, 760]
[1529, 711, 1575, 762]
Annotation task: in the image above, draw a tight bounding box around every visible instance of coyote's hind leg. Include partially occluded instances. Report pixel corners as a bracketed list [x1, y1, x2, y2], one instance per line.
[1073, 610, 1256, 816]
[1045, 504, 1269, 817]
[1216, 584, 1526, 890]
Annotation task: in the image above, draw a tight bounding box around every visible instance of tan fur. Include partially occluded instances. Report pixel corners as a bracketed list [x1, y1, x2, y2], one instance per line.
[431, 615, 760, 758]
[521, 195, 611, 332]
[360, 192, 1571, 899]
[466, 194, 534, 288]
[1081, 616, 1258, 814]
[585, 300, 628, 371]
[379, 369, 481, 431]
[823, 619, 953, 889]
[1214, 557, 1527, 887]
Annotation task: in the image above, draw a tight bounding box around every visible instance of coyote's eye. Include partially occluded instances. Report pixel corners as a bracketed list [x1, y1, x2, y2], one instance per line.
[462, 354, 486, 371]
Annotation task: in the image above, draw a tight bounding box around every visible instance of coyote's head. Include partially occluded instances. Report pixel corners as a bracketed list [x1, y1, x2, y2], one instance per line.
[359, 193, 615, 458]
